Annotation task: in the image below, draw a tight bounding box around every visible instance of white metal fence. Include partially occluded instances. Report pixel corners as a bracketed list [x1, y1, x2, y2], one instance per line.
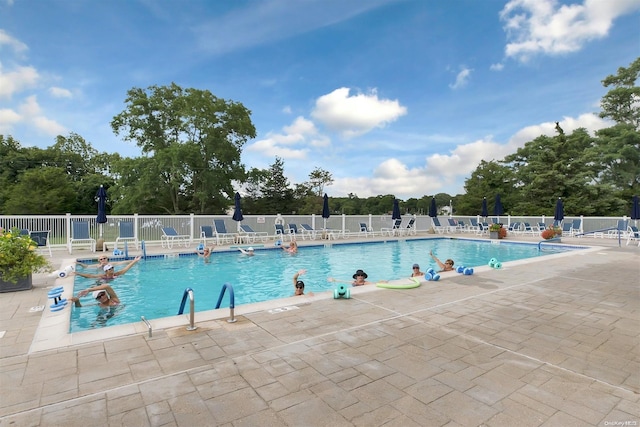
[0, 213, 633, 254]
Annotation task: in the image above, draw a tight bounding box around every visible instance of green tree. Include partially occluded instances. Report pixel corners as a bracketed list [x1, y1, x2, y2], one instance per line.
[3, 168, 77, 214]
[259, 157, 294, 214]
[111, 83, 256, 214]
[599, 57, 640, 129]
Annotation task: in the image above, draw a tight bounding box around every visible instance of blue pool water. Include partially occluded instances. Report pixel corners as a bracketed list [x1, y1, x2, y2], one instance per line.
[70, 238, 579, 332]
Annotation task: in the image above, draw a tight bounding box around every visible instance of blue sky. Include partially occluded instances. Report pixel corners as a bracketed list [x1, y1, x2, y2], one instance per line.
[1, 0, 639, 199]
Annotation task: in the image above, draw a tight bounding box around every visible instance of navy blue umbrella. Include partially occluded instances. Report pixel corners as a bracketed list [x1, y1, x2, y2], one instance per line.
[481, 197, 488, 218]
[428, 197, 437, 218]
[631, 195, 640, 221]
[392, 199, 402, 220]
[96, 185, 107, 237]
[232, 192, 244, 225]
[322, 194, 330, 228]
[554, 197, 564, 223]
[493, 194, 504, 220]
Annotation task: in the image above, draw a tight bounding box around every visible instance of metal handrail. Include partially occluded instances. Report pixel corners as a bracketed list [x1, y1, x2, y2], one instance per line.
[574, 227, 624, 247]
[140, 316, 152, 338]
[177, 288, 197, 331]
[215, 283, 237, 323]
[537, 236, 562, 250]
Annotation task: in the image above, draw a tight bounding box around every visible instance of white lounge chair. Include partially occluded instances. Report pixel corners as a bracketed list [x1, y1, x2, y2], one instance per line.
[161, 227, 190, 249]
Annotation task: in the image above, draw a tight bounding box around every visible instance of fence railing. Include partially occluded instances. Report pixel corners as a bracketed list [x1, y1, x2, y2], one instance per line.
[0, 213, 634, 253]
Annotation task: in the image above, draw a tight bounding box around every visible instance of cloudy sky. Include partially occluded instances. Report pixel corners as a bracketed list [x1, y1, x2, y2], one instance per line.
[1, 0, 639, 199]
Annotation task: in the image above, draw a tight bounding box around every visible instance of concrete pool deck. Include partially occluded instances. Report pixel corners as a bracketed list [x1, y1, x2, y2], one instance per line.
[0, 234, 638, 426]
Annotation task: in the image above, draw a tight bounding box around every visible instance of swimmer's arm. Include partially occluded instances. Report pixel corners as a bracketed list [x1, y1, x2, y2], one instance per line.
[74, 271, 100, 278]
[429, 251, 446, 270]
[115, 256, 142, 275]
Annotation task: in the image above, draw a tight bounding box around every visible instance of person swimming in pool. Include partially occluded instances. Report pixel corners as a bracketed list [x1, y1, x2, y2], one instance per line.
[70, 284, 124, 327]
[328, 269, 380, 287]
[76, 255, 131, 270]
[429, 251, 454, 272]
[196, 246, 214, 262]
[238, 247, 255, 256]
[292, 269, 313, 296]
[411, 263, 425, 277]
[70, 284, 120, 308]
[282, 241, 298, 254]
[75, 256, 142, 281]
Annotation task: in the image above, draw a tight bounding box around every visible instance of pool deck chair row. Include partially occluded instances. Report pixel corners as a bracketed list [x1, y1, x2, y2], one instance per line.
[161, 227, 190, 249]
[213, 219, 238, 245]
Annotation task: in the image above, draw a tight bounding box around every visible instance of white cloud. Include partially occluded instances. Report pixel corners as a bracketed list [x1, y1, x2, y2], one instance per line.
[49, 87, 72, 98]
[490, 63, 504, 71]
[246, 115, 321, 159]
[282, 105, 292, 114]
[500, 0, 640, 62]
[0, 63, 39, 99]
[311, 87, 407, 138]
[449, 67, 473, 89]
[0, 29, 28, 54]
[329, 113, 611, 199]
[0, 108, 21, 133]
[15, 95, 68, 136]
[32, 116, 67, 135]
[19, 95, 41, 116]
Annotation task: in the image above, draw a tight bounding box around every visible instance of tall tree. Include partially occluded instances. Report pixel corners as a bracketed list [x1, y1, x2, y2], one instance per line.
[259, 157, 294, 214]
[111, 83, 256, 214]
[599, 57, 640, 129]
[307, 167, 333, 197]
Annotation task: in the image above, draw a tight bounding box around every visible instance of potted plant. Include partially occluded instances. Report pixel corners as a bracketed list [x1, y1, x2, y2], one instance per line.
[540, 226, 562, 241]
[0, 227, 52, 292]
[489, 223, 506, 239]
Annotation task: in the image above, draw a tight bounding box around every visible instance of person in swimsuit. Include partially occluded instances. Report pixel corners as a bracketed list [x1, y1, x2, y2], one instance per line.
[429, 251, 454, 272]
[75, 256, 142, 281]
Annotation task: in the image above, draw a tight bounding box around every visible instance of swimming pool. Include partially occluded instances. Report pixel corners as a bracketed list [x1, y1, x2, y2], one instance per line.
[70, 238, 580, 332]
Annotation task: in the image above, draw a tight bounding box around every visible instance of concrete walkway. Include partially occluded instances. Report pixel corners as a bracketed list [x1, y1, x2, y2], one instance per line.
[0, 235, 638, 426]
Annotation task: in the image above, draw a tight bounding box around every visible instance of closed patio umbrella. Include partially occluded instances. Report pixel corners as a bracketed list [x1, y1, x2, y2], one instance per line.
[493, 194, 504, 222]
[322, 194, 330, 229]
[631, 195, 639, 225]
[428, 197, 437, 218]
[392, 199, 401, 220]
[232, 192, 244, 230]
[96, 185, 107, 238]
[481, 197, 488, 218]
[554, 197, 564, 224]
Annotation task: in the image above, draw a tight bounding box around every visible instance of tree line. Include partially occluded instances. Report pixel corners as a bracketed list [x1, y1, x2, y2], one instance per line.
[1, 59, 638, 217]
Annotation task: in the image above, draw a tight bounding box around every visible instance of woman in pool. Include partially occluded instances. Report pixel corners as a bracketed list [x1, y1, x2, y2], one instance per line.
[282, 241, 298, 254]
[429, 251, 454, 272]
[71, 284, 120, 308]
[411, 263, 425, 277]
[292, 269, 313, 296]
[196, 246, 214, 262]
[76, 255, 131, 270]
[75, 256, 142, 281]
[238, 247, 255, 256]
[328, 269, 378, 287]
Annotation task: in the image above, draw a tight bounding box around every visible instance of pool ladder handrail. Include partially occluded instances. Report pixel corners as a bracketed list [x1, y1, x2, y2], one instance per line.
[177, 287, 197, 331]
[215, 282, 237, 323]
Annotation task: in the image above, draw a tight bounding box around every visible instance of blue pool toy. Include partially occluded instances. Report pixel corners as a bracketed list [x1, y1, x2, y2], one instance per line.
[432, 274, 440, 281]
[426, 267, 435, 275]
[463, 267, 474, 275]
[113, 249, 123, 256]
[197, 243, 204, 251]
[333, 284, 350, 299]
[494, 262, 502, 269]
[425, 272, 433, 281]
[456, 266, 466, 274]
[275, 240, 282, 247]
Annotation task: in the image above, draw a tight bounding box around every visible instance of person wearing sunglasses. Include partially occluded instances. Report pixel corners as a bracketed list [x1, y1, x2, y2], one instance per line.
[70, 284, 120, 308]
[75, 256, 142, 281]
[328, 269, 376, 287]
[76, 255, 131, 270]
[429, 251, 455, 272]
[411, 264, 425, 277]
[292, 269, 313, 296]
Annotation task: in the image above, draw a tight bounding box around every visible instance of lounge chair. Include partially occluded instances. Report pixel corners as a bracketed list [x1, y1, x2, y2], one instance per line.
[607, 219, 629, 239]
[572, 218, 582, 236]
[521, 222, 535, 235]
[561, 222, 573, 236]
[536, 222, 546, 233]
[299, 224, 318, 240]
[199, 225, 215, 247]
[457, 220, 468, 233]
[508, 222, 521, 234]
[381, 219, 402, 236]
[70, 221, 96, 253]
[213, 219, 237, 245]
[475, 222, 487, 235]
[627, 226, 640, 246]
[161, 227, 190, 249]
[404, 218, 416, 235]
[115, 221, 138, 249]
[287, 224, 299, 240]
[468, 218, 479, 233]
[446, 218, 458, 233]
[358, 222, 373, 237]
[431, 218, 446, 234]
[239, 225, 268, 243]
[275, 224, 293, 241]
[30, 230, 52, 257]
